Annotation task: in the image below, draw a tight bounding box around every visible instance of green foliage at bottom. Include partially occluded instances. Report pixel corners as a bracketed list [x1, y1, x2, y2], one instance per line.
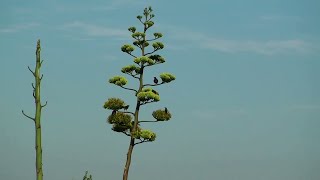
[83, 171, 92, 180]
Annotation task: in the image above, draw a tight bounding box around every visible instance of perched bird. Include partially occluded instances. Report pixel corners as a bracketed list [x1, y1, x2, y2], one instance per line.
[153, 77, 158, 84]
[112, 110, 117, 115]
[165, 107, 168, 114]
[123, 105, 129, 111]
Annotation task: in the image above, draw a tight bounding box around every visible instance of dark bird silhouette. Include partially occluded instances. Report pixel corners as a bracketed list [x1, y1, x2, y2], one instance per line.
[112, 110, 117, 115]
[165, 107, 168, 114]
[153, 77, 158, 84]
[123, 105, 129, 111]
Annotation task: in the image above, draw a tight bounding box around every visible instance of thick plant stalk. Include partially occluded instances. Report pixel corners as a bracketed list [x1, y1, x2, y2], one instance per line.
[122, 33, 144, 180]
[22, 39, 47, 180]
[122, 91, 141, 180]
[122, 24, 146, 180]
[122, 139, 134, 180]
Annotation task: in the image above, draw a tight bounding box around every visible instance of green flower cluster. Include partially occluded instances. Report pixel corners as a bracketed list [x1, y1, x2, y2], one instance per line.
[160, 73, 175, 83]
[121, 44, 135, 53]
[109, 76, 128, 86]
[149, 54, 165, 63]
[152, 109, 171, 121]
[152, 42, 164, 50]
[103, 98, 125, 110]
[143, 6, 153, 17]
[128, 26, 136, 33]
[107, 112, 132, 132]
[133, 40, 149, 48]
[137, 88, 160, 102]
[153, 32, 163, 39]
[145, 21, 154, 28]
[134, 56, 155, 65]
[133, 129, 156, 141]
[121, 65, 141, 74]
[132, 32, 146, 40]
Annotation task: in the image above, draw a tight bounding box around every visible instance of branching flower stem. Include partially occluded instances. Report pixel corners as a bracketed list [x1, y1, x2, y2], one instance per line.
[22, 39, 46, 180]
[143, 82, 165, 87]
[119, 86, 138, 93]
[138, 120, 158, 123]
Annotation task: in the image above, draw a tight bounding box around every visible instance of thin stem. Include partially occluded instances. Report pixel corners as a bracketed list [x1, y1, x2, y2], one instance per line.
[125, 72, 139, 79]
[143, 82, 165, 87]
[138, 120, 158, 123]
[138, 19, 144, 25]
[133, 44, 143, 51]
[22, 110, 35, 121]
[146, 37, 160, 42]
[140, 100, 156, 106]
[127, 52, 137, 58]
[144, 49, 158, 56]
[119, 86, 138, 93]
[134, 139, 151, 146]
[41, 101, 47, 108]
[28, 66, 35, 77]
[122, 132, 131, 137]
[144, 62, 163, 67]
[119, 111, 135, 116]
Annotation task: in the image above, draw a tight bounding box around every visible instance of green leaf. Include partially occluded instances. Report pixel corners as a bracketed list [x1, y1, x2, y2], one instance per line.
[160, 73, 176, 83]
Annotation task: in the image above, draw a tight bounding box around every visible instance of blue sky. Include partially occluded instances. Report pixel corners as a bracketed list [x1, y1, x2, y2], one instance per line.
[1, 0, 320, 179]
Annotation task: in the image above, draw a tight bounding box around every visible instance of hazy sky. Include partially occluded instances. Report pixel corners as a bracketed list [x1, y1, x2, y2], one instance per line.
[1, 0, 320, 179]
